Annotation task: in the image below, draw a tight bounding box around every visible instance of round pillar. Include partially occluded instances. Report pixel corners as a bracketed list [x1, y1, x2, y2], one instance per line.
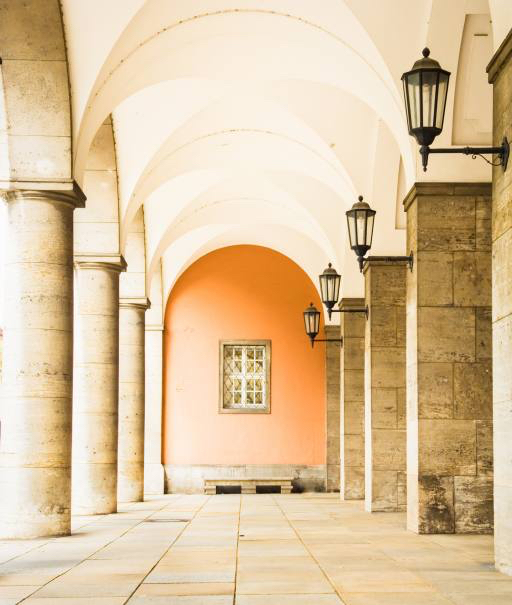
[72, 257, 126, 515]
[118, 298, 149, 502]
[0, 185, 85, 539]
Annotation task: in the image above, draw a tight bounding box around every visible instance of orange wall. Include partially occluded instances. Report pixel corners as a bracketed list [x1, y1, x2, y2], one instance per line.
[163, 245, 326, 466]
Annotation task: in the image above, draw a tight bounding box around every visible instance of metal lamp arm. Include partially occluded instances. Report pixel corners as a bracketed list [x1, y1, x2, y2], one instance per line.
[420, 137, 509, 172]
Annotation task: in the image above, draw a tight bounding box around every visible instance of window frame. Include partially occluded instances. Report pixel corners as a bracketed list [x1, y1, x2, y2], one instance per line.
[219, 339, 271, 414]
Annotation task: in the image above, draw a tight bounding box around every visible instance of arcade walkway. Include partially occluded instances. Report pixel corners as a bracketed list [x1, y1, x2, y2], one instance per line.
[0, 494, 510, 605]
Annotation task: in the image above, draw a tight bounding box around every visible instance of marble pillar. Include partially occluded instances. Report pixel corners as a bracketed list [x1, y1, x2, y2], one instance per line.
[405, 183, 493, 535]
[0, 183, 85, 538]
[339, 298, 366, 500]
[488, 29, 512, 574]
[325, 325, 341, 492]
[364, 258, 407, 512]
[144, 324, 165, 495]
[72, 255, 126, 515]
[118, 298, 150, 503]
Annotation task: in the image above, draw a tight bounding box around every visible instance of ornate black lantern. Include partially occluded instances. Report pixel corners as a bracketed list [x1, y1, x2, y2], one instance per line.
[401, 48, 450, 148]
[319, 263, 341, 320]
[346, 196, 376, 272]
[303, 303, 320, 347]
[402, 48, 509, 171]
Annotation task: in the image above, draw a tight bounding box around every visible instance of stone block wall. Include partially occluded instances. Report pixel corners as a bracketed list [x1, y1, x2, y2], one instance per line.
[339, 299, 365, 500]
[488, 30, 512, 572]
[325, 325, 341, 492]
[364, 260, 407, 512]
[404, 183, 493, 534]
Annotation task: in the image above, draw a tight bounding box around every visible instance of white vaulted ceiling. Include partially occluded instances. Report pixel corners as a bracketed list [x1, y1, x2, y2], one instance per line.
[60, 0, 509, 318]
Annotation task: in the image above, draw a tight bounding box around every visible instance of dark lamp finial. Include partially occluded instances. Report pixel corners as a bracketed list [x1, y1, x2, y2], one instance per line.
[328, 262, 332, 268]
[422, 47, 430, 57]
[358, 195, 363, 202]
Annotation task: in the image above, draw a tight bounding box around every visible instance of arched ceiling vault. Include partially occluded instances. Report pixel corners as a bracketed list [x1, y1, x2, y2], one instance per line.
[59, 0, 507, 317]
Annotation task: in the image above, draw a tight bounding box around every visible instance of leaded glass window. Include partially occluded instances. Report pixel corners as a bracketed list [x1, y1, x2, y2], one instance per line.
[220, 341, 271, 413]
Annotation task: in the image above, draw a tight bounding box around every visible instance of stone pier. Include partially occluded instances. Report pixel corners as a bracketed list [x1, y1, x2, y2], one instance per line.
[364, 258, 407, 512]
[488, 28, 512, 574]
[339, 298, 366, 500]
[404, 182, 493, 534]
[325, 325, 341, 492]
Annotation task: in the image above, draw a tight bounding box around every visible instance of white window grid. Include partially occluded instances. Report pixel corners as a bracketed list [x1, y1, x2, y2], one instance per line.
[223, 344, 267, 409]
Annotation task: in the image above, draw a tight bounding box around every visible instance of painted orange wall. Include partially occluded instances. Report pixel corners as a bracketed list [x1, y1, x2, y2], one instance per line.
[163, 245, 326, 466]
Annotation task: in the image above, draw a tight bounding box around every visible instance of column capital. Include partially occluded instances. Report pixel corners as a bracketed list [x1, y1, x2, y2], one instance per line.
[119, 297, 151, 311]
[0, 179, 86, 209]
[74, 254, 127, 273]
[403, 181, 492, 212]
[338, 297, 365, 311]
[362, 256, 410, 274]
[487, 27, 512, 83]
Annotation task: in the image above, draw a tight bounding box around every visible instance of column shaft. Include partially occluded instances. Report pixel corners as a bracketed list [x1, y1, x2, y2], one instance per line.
[488, 30, 512, 574]
[339, 298, 365, 500]
[118, 299, 149, 502]
[364, 259, 407, 512]
[0, 185, 85, 538]
[325, 325, 341, 492]
[72, 257, 125, 515]
[405, 183, 493, 534]
[144, 325, 165, 495]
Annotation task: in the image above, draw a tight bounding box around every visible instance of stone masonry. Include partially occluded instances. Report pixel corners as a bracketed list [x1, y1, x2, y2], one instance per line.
[325, 325, 341, 492]
[488, 30, 512, 572]
[404, 182, 493, 534]
[339, 298, 365, 500]
[363, 259, 407, 512]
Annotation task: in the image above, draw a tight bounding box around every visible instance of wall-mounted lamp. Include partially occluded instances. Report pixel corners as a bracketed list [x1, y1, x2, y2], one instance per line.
[402, 48, 509, 172]
[318, 263, 369, 320]
[303, 303, 343, 348]
[346, 196, 413, 273]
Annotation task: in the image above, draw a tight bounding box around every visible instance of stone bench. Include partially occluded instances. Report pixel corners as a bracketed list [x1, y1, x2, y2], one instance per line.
[204, 477, 293, 495]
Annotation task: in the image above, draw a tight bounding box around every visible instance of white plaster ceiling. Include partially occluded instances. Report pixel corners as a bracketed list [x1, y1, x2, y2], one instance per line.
[59, 0, 511, 317]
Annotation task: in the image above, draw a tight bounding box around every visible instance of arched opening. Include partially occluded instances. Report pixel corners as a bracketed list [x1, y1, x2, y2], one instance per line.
[163, 245, 327, 492]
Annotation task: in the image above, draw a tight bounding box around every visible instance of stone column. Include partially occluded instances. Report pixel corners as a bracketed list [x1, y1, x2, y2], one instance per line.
[364, 258, 407, 512]
[72, 255, 126, 515]
[339, 298, 366, 500]
[144, 324, 165, 495]
[325, 325, 341, 492]
[405, 183, 492, 535]
[0, 183, 85, 539]
[118, 298, 150, 502]
[488, 30, 512, 574]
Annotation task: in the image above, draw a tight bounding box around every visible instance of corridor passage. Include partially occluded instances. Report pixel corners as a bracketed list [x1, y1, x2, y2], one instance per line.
[0, 494, 511, 605]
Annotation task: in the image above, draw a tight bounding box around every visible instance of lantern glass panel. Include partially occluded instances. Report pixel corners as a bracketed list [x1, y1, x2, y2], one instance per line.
[406, 71, 421, 130]
[366, 212, 375, 248]
[436, 72, 449, 129]
[421, 70, 438, 127]
[356, 210, 367, 246]
[347, 214, 356, 248]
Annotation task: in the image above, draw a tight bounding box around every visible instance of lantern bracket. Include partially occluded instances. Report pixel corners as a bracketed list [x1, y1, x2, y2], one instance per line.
[330, 305, 369, 320]
[419, 137, 509, 172]
[308, 337, 343, 349]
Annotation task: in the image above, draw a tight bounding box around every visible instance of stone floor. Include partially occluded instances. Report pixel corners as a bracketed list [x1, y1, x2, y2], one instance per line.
[0, 494, 511, 604]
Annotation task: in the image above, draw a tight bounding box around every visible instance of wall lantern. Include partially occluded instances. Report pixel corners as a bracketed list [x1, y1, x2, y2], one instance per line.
[346, 196, 376, 273]
[346, 196, 413, 272]
[303, 303, 343, 348]
[319, 263, 341, 320]
[402, 48, 509, 172]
